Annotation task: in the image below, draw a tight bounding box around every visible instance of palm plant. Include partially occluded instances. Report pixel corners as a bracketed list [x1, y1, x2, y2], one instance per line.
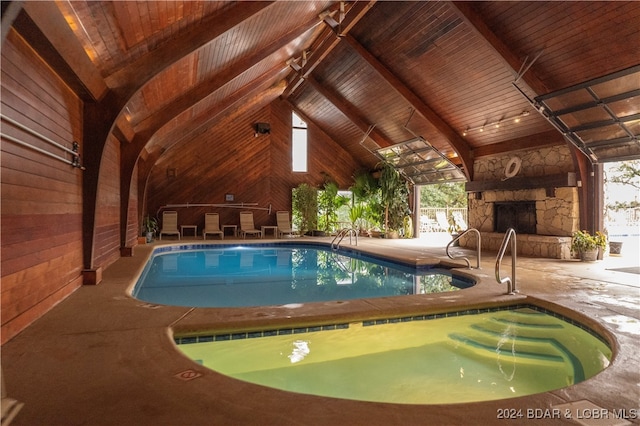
[379, 162, 409, 234]
[317, 180, 349, 233]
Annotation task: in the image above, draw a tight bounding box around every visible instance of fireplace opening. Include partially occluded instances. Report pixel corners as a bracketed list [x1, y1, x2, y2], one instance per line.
[494, 202, 537, 234]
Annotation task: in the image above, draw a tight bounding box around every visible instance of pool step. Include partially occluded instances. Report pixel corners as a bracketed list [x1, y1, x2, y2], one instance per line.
[448, 311, 586, 381]
[449, 313, 570, 364]
[448, 331, 566, 365]
[471, 316, 565, 342]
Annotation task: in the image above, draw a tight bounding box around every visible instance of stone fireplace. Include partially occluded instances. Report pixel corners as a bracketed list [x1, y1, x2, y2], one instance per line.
[464, 146, 579, 259]
[494, 201, 537, 234]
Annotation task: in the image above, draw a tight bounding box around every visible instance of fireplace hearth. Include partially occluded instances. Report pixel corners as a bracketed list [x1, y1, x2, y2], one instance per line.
[494, 201, 537, 234]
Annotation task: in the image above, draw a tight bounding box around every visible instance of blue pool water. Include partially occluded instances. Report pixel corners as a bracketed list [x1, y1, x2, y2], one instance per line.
[132, 244, 474, 308]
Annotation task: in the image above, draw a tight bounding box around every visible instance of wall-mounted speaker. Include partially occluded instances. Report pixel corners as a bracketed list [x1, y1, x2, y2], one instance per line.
[254, 122, 271, 135]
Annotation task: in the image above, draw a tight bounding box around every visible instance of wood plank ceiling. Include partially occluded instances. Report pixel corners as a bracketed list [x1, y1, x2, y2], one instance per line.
[12, 1, 640, 181]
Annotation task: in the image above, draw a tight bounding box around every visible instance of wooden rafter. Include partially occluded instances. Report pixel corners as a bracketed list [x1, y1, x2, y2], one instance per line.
[105, 2, 274, 95]
[473, 130, 564, 158]
[133, 14, 322, 137]
[15, 3, 108, 101]
[282, 1, 375, 99]
[341, 33, 473, 180]
[450, 1, 599, 233]
[130, 73, 288, 238]
[449, 1, 550, 96]
[306, 75, 392, 149]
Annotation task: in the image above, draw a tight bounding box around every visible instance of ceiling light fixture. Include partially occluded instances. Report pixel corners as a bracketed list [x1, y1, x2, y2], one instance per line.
[462, 111, 529, 136]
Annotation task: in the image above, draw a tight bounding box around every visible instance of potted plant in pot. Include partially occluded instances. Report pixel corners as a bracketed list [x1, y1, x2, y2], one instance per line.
[571, 230, 607, 261]
[142, 215, 158, 243]
[292, 182, 318, 236]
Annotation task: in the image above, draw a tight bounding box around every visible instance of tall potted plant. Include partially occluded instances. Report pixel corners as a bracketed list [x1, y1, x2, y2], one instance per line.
[379, 162, 409, 238]
[317, 180, 349, 234]
[292, 183, 318, 236]
[350, 169, 382, 236]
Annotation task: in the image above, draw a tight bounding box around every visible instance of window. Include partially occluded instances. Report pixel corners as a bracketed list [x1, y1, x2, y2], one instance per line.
[292, 112, 307, 172]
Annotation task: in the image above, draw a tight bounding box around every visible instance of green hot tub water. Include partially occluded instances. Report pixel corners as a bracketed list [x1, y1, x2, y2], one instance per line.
[175, 307, 611, 404]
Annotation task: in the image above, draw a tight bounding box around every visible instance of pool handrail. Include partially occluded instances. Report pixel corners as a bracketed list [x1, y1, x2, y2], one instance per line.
[446, 228, 481, 269]
[331, 228, 358, 250]
[495, 228, 518, 295]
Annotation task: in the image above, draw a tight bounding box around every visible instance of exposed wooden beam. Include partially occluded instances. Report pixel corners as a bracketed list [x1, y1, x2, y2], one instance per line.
[312, 0, 375, 72]
[342, 33, 473, 179]
[281, 27, 335, 99]
[149, 76, 288, 161]
[106, 1, 274, 95]
[14, 4, 108, 101]
[282, 1, 375, 99]
[450, 2, 599, 232]
[325, 0, 376, 37]
[450, 1, 550, 96]
[306, 75, 392, 149]
[126, 66, 287, 185]
[473, 130, 563, 158]
[81, 91, 121, 268]
[124, 65, 287, 173]
[130, 75, 288, 239]
[1, 1, 23, 45]
[113, 115, 135, 144]
[133, 14, 322, 135]
[282, 98, 370, 170]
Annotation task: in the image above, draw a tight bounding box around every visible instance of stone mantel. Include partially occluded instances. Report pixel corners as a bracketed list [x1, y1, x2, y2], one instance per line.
[465, 172, 576, 193]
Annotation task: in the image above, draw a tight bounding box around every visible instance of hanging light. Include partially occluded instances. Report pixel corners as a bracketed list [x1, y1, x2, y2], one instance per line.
[462, 111, 529, 136]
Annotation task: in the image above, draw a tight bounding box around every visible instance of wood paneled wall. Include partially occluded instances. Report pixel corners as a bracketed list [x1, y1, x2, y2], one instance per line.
[0, 31, 362, 345]
[92, 135, 122, 269]
[124, 163, 140, 247]
[1, 30, 84, 344]
[144, 99, 361, 233]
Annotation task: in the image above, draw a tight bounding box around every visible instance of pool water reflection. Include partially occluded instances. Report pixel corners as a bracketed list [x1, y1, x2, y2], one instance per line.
[132, 245, 474, 308]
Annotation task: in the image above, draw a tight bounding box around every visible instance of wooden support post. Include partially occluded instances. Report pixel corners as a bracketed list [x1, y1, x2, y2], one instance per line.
[82, 267, 103, 286]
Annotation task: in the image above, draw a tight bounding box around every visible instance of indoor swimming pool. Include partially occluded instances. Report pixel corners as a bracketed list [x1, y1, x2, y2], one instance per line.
[131, 244, 475, 307]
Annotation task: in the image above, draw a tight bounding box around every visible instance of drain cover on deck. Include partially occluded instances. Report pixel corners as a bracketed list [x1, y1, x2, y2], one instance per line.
[174, 369, 202, 381]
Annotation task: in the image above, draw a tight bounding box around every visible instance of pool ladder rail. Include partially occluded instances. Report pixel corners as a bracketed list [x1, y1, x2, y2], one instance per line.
[446, 228, 481, 269]
[331, 228, 358, 250]
[495, 228, 518, 295]
[332, 253, 356, 274]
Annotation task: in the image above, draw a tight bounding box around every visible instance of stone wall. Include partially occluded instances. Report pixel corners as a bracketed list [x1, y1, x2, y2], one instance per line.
[465, 144, 578, 259]
[468, 187, 579, 237]
[462, 232, 573, 259]
[474, 145, 574, 181]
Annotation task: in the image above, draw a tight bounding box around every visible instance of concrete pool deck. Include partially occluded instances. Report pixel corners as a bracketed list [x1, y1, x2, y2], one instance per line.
[2, 235, 639, 425]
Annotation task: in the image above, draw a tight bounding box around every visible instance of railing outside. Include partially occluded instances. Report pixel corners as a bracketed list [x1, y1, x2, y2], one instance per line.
[419, 207, 468, 232]
[607, 208, 640, 228]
